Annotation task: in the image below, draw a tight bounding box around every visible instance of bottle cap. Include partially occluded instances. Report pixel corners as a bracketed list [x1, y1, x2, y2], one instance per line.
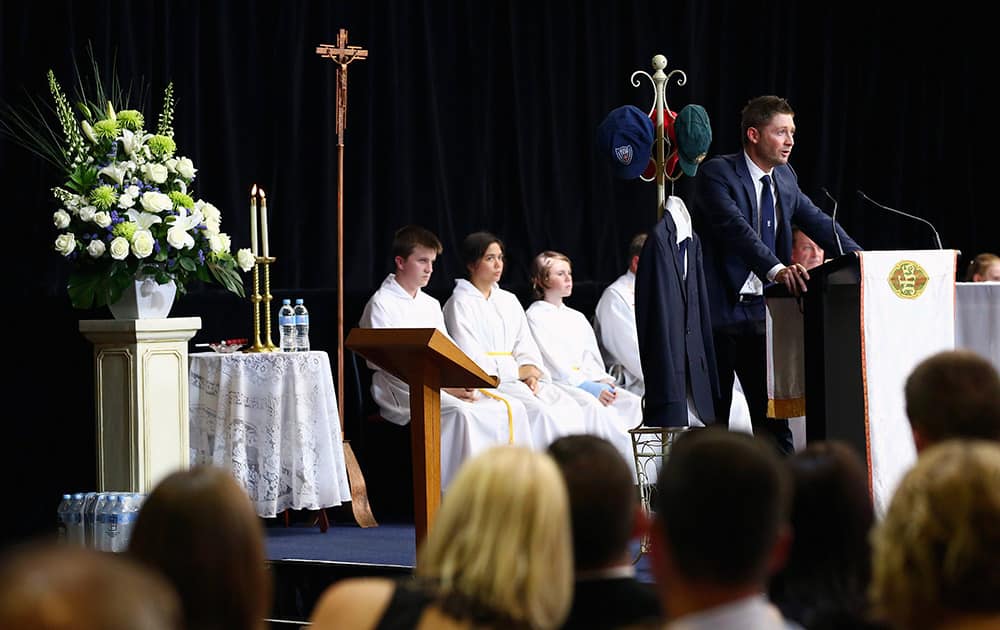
[283, 299, 291, 305]
[295, 298, 304, 304]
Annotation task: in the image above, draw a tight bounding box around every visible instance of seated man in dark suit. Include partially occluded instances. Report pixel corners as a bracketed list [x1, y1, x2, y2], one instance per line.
[548, 435, 662, 629]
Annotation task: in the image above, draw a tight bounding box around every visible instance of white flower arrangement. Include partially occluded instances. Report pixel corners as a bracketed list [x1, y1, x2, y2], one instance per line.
[2, 59, 249, 309]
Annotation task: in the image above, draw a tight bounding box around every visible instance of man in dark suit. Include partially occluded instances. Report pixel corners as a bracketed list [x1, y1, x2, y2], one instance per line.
[696, 95, 861, 453]
[548, 435, 662, 630]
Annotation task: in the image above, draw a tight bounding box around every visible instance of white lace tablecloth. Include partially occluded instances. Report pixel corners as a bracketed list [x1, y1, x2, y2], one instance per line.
[189, 351, 351, 517]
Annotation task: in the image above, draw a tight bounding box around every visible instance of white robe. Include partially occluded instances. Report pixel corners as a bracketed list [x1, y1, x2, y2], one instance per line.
[442, 279, 586, 447]
[359, 274, 533, 488]
[594, 271, 645, 396]
[526, 300, 643, 478]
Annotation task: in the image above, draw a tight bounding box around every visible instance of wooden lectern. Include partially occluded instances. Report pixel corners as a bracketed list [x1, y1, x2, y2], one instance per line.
[345, 327, 499, 544]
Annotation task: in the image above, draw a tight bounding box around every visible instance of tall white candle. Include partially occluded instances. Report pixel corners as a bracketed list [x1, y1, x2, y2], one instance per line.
[250, 184, 259, 256]
[260, 188, 270, 258]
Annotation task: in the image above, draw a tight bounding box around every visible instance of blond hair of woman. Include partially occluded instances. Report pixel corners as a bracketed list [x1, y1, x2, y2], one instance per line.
[311, 446, 574, 629]
[870, 440, 1000, 629]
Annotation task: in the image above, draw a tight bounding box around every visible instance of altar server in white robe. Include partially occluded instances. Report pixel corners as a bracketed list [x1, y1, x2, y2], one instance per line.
[525, 251, 641, 473]
[359, 226, 533, 488]
[443, 232, 587, 447]
[594, 233, 647, 396]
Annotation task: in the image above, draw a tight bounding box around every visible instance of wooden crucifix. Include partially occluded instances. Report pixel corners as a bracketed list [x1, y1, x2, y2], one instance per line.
[316, 29, 376, 528]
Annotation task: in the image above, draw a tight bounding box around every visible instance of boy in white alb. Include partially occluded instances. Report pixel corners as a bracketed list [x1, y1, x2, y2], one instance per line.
[359, 226, 532, 488]
[526, 251, 642, 477]
[443, 232, 586, 447]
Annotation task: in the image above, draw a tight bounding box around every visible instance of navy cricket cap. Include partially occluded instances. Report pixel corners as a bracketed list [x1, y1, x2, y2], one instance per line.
[596, 105, 654, 180]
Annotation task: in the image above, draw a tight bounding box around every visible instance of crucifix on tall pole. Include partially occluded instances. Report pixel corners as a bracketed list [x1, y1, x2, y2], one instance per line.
[316, 29, 376, 528]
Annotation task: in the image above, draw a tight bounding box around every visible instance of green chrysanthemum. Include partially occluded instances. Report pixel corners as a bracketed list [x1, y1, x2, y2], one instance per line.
[147, 134, 177, 158]
[113, 221, 137, 240]
[169, 191, 195, 209]
[116, 109, 144, 131]
[90, 185, 118, 210]
[93, 119, 119, 140]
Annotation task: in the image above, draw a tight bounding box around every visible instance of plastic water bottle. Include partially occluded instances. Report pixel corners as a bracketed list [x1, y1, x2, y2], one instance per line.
[83, 492, 99, 548]
[118, 493, 143, 550]
[67, 493, 86, 545]
[95, 493, 111, 551]
[98, 495, 122, 552]
[294, 298, 310, 352]
[279, 299, 296, 352]
[56, 494, 72, 542]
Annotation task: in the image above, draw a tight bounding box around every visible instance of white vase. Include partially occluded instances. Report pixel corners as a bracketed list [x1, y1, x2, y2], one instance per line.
[108, 276, 178, 320]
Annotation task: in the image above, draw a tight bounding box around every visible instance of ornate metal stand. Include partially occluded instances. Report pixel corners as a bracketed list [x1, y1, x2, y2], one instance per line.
[630, 54, 688, 216]
[629, 425, 697, 562]
[246, 256, 276, 353]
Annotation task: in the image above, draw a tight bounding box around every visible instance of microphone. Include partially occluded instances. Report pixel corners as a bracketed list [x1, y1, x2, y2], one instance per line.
[856, 191, 943, 249]
[819, 187, 845, 257]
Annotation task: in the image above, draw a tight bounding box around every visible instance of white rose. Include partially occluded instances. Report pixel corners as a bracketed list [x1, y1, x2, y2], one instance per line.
[54, 233, 76, 256]
[117, 193, 136, 209]
[165, 158, 178, 172]
[166, 225, 195, 250]
[79, 205, 97, 222]
[109, 236, 130, 260]
[140, 191, 173, 213]
[143, 163, 169, 184]
[87, 239, 106, 258]
[175, 157, 197, 179]
[131, 230, 155, 259]
[125, 185, 141, 198]
[53, 210, 71, 229]
[93, 211, 112, 228]
[208, 232, 232, 254]
[236, 248, 255, 272]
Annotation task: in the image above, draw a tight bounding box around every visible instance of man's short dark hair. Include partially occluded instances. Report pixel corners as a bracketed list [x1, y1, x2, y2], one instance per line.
[548, 435, 636, 571]
[905, 350, 1000, 443]
[741, 96, 795, 146]
[655, 428, 790, 585]
[392, 225, 443, 259]
[628, 233, 648, 265]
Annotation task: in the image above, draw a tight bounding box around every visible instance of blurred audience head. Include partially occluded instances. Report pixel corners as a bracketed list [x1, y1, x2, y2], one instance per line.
[417, 445, 573, 629]
[0, 543, 180, 630]
[548, 434, 640, 572]
[769, 441, 876, 629]
[128, 466, 271, 630]
[965, 252, 1000, 282]
[651, 428, 791, 605]
[871, 440, 1000, 629]
[790, 226, 825, 269]
[905, 350, 1000, 451]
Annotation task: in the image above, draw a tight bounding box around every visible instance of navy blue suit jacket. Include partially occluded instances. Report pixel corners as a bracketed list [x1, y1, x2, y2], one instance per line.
[635, 211, 719, 427]
[695, 153, 862, 328]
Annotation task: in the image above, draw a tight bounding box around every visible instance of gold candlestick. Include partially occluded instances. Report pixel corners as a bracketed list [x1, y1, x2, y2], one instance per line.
[246, 256, 277, 353]
[262, 256, 277, 350]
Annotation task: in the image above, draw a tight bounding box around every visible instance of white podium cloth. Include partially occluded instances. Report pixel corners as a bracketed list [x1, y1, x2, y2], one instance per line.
[955, 282, 1000, 372]
[860, 251, 956, 514]
[188, 351, 351, 517]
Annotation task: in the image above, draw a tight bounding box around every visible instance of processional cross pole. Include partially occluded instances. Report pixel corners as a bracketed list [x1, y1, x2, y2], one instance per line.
[316, 30, 377, 528]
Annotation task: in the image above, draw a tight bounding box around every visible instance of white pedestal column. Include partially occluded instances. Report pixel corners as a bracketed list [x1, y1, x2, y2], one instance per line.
[79, 317, 202, 492]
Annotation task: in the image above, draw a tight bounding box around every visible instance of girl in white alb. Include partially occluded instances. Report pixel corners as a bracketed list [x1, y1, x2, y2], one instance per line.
[442, 233, 586, 447]
[526, 251, 642, 476]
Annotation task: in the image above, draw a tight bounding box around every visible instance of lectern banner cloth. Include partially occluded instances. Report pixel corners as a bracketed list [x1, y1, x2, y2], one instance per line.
[765, 297, 806, 418]
[860, 251, 957, 514]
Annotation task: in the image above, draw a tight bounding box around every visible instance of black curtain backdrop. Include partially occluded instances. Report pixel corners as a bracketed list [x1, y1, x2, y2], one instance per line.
[2, 0, 997, 542]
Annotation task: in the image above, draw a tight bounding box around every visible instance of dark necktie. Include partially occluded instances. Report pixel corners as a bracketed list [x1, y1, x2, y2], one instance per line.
[676, 237, 690, 279]
[760, 174, 776, 254]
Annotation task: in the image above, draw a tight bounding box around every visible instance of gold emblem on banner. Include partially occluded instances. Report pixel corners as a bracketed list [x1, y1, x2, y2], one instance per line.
[887, 260, 929, 299]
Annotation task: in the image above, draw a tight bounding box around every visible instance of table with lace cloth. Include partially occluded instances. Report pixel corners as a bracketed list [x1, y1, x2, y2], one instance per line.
[188, 351, 351, 517]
